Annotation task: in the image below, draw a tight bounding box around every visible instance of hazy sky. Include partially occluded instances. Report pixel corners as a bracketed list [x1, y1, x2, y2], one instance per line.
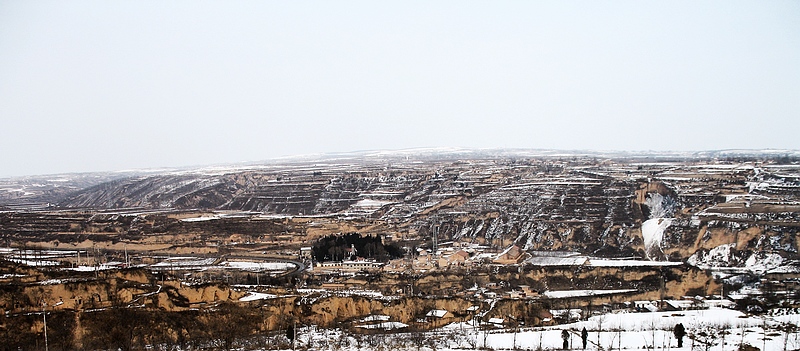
[1, 1, 799, 177]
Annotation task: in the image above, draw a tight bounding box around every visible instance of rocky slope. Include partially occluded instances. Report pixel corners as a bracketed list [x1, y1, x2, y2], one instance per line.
[3, 150, 799, 265]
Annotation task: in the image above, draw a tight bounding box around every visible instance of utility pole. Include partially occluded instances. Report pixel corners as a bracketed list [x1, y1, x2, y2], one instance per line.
[93, 244, 98, 278]
[42, 300, 49, 351]
[660, 269, 666, 310]
[432, 219, 439, 257]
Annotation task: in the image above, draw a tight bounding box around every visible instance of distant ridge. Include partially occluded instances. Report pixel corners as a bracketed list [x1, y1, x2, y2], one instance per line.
[4, 148, 800, 180]
[1, 148, 797, 208]
[246, 147, 800, 165]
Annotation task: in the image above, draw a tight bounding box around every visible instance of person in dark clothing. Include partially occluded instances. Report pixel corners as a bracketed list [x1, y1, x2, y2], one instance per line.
[581, 327, 588, 349]
[674, 323, 686, 348]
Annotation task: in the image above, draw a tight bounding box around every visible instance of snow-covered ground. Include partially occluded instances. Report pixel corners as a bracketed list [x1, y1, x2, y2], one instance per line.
[280, 307, 800, 351]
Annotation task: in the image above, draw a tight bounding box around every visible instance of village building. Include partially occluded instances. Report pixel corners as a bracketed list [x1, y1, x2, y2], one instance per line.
[494, 245, 529, 264]
[425, 309, 452, 319]
[316, 259, 384, 272]
[299, 247, 313, 260]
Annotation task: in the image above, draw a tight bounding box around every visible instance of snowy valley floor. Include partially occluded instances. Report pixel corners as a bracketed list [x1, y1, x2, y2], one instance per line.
[280, 308, 800, 351]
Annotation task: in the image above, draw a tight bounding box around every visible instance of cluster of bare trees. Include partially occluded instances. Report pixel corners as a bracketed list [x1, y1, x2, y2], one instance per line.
[2, 302, 298, 351]
[4, 303, 800, 351]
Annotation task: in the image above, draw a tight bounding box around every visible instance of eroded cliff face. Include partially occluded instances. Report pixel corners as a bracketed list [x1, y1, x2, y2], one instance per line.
[516, 265, 717, 299]
[0, 269, 246, 315]
[9, 264, 670, 323]
[290, 295, 474, 328]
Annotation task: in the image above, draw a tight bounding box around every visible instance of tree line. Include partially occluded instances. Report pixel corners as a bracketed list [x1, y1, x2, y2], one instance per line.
[311, 233, 403, 262]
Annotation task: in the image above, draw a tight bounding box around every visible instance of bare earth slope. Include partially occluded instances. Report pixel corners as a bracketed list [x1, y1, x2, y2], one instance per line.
[3, 149, 799, 264]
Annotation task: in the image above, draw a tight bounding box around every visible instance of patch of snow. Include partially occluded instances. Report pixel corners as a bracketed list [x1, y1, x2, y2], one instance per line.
[426, 309, 449, 318]
[6, 258, 60, 266]
[487, 317, 505, 325]
[766, 264, 800, 274]
[239, 292, 277, 302]
[151, 257, 216, 268]
[543, 289, 637, 299]
[355, 321, 408, 330]
[351, 199, 395, 209]
[644, 193, 675, 218]
[550, 308, 583, 320]
[180, 215, 220, 222]
[66, 264, 122, 272]
[744, 252, 783, 274]
[220, 261, 294, 272]
[0, 274, 27, 279]
[589, 258, 682, 267]
[38, 279, 65, 285]
[641, 218, 672, 260]
[359, 315, 391, 322]
[687, 243, 736, 269]
[527, 256, 588, 266]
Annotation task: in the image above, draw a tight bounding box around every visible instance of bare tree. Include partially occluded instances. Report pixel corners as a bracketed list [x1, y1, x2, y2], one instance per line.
[605, 324, 622, 351]
[717, 322, 731, 351]
[202, 302, 258, 351]
[537, 330, 544, 351]
[648, 318, 658, 351]
[780, 322, 798, 351]
[595, 314, 607, 346]
[738, 320, 749, 349]
[509, 317, 519, 350]
[688, 325, 719, 351]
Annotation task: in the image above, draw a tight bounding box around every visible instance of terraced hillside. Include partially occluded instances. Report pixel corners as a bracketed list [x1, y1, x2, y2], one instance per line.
[1, 150, 799, 265]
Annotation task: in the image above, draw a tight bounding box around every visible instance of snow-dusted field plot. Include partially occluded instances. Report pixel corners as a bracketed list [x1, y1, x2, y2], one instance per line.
[0, 248, 297, 276]
[220, 260, 295, 272]
[150, 256, 218, 269]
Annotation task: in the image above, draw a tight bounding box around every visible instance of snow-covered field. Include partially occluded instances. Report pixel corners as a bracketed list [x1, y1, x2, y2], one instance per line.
[220, 261, 295, 272]
[0, 248, 298, 276]
[151, 257, 217, 268]
[281, 307, 800, 351]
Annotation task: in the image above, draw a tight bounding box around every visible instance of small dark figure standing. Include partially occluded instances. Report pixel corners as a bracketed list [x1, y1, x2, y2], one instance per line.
[674, 323, 686, 348]
[581, 327, 588, 349]
[562, 329, 570, 350]
[286, 323, 295, 347]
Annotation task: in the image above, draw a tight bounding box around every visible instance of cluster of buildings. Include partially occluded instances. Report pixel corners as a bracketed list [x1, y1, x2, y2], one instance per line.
[307, 241, 530, 275]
